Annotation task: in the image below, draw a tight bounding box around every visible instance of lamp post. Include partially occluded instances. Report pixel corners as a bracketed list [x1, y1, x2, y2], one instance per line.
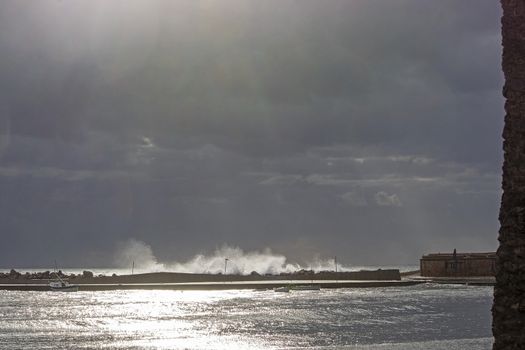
[335, 256, 338, 284]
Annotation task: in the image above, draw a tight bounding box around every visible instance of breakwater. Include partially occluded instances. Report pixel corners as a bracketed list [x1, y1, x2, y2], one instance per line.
[0, 279, 423, 291]
[0, 268, 401, 285]
[0, 268, 414, 291]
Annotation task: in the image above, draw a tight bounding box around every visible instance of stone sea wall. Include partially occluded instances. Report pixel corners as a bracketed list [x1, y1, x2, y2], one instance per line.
[0, 268, 400, 284]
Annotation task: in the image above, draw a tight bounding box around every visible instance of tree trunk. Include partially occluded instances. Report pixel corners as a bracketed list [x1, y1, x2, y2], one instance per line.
[493, 1, 525, 349]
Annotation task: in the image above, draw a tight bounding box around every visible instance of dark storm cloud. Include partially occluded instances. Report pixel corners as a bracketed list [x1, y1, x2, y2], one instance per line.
[0, 0, 503, 267]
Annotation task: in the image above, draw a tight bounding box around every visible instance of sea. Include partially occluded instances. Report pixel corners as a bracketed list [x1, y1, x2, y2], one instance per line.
[0, 282, 493, 349]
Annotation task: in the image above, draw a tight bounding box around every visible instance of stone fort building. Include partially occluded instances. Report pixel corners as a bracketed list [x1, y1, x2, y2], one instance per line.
[420, 250, 495, 277]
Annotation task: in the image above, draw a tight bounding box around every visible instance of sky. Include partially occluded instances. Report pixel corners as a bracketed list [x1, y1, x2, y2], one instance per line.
[0, 0, 504, 269]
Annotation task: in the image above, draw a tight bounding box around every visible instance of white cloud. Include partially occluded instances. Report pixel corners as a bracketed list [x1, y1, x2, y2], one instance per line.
[374, 191, 402, 207]
[305, 174, 355, 186]
[141, 136, 155, 148]
[128, 136, 158, 165]
[260, 174, 303, 185]
[387, 155, 434, 164]
[0, 165, 132, 181]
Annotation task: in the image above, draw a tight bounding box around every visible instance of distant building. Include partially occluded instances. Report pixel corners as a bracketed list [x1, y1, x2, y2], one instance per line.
[420, 250, 496, 277]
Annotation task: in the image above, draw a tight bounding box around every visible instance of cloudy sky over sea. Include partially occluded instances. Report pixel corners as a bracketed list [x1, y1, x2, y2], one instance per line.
[0, 1, 503, 268]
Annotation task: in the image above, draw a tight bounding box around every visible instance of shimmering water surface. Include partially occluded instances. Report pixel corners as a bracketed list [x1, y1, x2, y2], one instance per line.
[0, 284, 492, 349]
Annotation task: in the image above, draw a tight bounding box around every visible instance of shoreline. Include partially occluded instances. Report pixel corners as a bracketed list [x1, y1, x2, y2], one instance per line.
[408, 275, 495, 286]
[0, 269, 495, 290]
[0, 279, 424, 291]
[0, 268, 415, 291]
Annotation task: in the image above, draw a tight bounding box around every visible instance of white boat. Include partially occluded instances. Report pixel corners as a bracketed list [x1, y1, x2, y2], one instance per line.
[49, 280, 79, 292]
[49, 267, 78, 292]
[274, 286, 290, 293]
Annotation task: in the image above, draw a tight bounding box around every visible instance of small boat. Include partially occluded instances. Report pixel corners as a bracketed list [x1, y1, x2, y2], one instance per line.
[49, 280, 79, 292]
[274, 286, 290, 293]
[49, 265, 78, 292]
[291, 285, 321, 291]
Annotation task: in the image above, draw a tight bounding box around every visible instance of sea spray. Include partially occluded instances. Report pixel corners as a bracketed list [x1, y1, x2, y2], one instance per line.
[114, 239, 166, 272]
[168, 245, 302, 275]
[114, 238, 352, 274]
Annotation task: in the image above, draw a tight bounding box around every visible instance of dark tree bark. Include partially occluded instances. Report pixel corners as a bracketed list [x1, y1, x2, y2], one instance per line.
[493, 1, 525, 349]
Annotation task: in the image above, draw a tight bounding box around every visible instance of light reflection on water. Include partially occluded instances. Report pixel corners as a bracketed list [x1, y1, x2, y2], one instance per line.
[0, 284, 492, 349]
